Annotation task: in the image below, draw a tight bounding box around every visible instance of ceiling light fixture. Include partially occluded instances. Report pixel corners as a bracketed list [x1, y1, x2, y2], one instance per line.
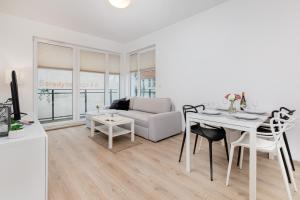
[109, 0, 131, 8]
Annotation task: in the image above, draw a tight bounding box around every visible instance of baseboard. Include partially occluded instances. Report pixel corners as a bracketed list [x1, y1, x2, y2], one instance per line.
[44, 121, 85, 131]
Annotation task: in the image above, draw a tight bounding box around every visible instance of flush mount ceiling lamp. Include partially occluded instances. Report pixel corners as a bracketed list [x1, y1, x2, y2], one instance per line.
[109, 0, 131, 8]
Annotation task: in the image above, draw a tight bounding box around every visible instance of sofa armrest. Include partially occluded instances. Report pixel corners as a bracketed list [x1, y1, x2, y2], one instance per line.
[148, 111, 182, 142]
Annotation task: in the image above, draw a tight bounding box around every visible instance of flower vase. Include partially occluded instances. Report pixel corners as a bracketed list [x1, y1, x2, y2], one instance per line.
[228, 101, 236, 113]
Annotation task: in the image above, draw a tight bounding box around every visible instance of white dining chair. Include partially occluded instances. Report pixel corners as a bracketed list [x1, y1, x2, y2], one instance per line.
[225, 115, 297, 200]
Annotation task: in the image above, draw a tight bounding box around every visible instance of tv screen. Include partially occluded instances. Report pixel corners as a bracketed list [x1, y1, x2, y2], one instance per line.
[10, 70, 21, 120]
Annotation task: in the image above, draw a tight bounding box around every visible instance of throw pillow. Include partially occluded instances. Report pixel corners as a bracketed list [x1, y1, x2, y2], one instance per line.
[117, 99, 130, 110]
[109, 98, 126, 109]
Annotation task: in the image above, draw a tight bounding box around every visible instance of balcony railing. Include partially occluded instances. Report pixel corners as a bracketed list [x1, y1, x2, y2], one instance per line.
[37, 89, 119, 123]
[132, 89, 156, 98]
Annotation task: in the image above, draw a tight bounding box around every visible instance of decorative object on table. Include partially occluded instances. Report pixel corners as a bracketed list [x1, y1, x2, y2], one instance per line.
[108, 109, 119, 117]
[0, 104, 11, 137]
[225, 93, 241, 113]
[8, 121, 24, 139]
[10, 121, 24, 131]
[96, 104, 100, 113]
[240, 92, 247, 110]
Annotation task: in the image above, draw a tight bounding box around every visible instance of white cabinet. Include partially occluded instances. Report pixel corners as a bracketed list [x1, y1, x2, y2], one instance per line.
[0, 121, 48, 200]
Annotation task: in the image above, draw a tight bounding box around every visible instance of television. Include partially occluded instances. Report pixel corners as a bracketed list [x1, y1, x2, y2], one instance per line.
[10, 70, 21, 120]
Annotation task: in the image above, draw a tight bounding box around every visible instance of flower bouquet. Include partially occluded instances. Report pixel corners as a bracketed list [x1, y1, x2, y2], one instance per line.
[96, 104, 100, 113]
[225, 93, 241, 113]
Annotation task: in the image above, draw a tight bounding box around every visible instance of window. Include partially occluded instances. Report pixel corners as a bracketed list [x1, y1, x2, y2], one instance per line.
[108, 54, 120, 104]
[35, 39, 122, 124]
[129, 54, 138, 97]
[129, 49, 156, 98]
[140, 50, 156, 98]
[37, 43, 74, 123]
[80, 50, 106, 116]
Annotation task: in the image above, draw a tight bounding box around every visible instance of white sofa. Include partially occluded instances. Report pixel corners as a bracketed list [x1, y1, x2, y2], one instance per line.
[86, 97, 182, 142]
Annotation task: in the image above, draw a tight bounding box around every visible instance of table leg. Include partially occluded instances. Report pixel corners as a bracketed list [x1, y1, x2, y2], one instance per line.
[131, 121, 135, 142]
[186, 118, 191, 173]
[249, 128, 257, 200]
[108, 126, 113, 149]
[91, 120, 95, 137]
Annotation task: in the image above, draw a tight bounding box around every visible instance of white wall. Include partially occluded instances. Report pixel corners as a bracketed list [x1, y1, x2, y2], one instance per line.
[125, 0, 300, 160]
[0, 12, 123, 114]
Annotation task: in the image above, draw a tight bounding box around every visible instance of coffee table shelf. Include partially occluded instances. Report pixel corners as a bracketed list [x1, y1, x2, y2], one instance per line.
[95, 125, 131, 137]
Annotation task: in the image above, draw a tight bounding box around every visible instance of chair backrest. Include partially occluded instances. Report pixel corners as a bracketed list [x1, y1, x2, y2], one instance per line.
[182, 105, 205, 122]
[279, 107, 296, 131]
[280, 106, 296, 116]
[269, 117, 288, 144]
[258, 111, 289, 138]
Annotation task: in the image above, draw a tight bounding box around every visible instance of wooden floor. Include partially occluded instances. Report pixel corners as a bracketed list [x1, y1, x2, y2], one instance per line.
[48, 126, 300, 200]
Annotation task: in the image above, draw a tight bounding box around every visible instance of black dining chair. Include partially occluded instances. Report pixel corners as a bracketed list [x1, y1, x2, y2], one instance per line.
[179, 104, 229, 181]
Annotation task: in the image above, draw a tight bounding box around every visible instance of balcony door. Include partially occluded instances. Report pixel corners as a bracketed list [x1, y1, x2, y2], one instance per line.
[37, 42, 74, 123]
[108, 54, 120, 104]
[80, 50, 106, 117]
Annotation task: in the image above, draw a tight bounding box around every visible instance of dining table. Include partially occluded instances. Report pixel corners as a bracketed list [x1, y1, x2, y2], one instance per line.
[185, 109, 269, 200]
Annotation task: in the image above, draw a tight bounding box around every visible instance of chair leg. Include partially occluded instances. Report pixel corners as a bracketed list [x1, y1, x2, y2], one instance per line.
[277, 147, 293, 200]
[280, 147, 291, 183]
[239, 147, 244, 170]
[193, 134, 199, 154]
[178, 131, 186, 162]
[224, 135, 229, 161]
[209, 141, 213, 181]
[226, 145, 235, 186]
[282, 142, 298, 192]
[237, 131, 244, 166]
[237, 147, 241, 166]
[283, 132, 295, 171]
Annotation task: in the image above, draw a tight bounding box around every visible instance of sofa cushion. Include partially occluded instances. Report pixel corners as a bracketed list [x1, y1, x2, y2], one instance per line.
[132, 98, 172, 114]
[118, 110, 154, 128]
[129, 97, 136, 110]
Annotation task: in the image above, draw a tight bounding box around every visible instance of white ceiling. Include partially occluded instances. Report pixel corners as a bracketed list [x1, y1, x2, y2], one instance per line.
[0, 0, 226, 43]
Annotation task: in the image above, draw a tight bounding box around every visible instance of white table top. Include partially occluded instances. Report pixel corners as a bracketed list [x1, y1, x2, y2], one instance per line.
[92, 115, 133, 126]
[187, 110, 269, 130]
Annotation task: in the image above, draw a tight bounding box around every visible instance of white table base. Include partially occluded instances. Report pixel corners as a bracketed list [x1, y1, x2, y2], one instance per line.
[185, 112, 268, 200]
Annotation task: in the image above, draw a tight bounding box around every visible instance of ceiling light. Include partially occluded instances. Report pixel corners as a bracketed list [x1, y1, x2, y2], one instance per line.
[109, 0, 131, 8]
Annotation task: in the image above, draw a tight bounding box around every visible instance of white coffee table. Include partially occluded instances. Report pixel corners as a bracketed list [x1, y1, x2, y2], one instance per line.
[90, 115, 135, 149]
[86, 110, 117, 128]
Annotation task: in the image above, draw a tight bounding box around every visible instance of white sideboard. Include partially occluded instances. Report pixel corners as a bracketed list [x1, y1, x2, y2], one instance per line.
[0, 120, 48, 200]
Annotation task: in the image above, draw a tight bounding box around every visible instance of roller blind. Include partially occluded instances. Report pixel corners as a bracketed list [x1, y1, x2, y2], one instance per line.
[109, 54, 120, 74]
[38, 42, 73, 70]
[129, 53, 138, 72]
[140, 50, 155, 70]
[80, 50, 106, 73]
